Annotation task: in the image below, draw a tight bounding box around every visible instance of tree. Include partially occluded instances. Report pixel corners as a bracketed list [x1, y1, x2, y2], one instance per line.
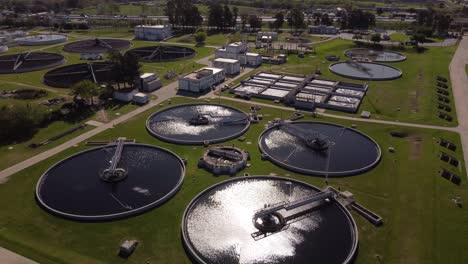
[0, 104, 49, 144]
[272, 12, 284, 29]
[240, 13, 248, 30]
[223, 5, 233, 29]
[346, 10, 375, 29]
[194, 31, 206, 44]
[108, 50, 141, 89]
[71, 80, 102, 105]
[166, 0, 202, 28]
[287, 8, 305, 31]
[411, 33, 426, 45]
[232, 7, 239, 28]
[248, 15, 262, 30]
[321, 13, 332, 26]
[370, 34, 381, 44]
[207, 2, 224, 29]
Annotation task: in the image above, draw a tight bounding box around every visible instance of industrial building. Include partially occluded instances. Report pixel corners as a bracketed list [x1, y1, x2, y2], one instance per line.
[308, 25, 339, 35]
[134, 25, 173, 41]
[135, 72, 162, 92]
[179, 67, 225, 93]
[212, 58, 241, 75]
[215, 42, 262, 67]
[230, 72, 368, 113]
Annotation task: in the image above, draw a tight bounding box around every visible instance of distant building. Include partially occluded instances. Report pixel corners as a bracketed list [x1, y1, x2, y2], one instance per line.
[179, 67, 225, 93]
[215, 42, 262, 67]
[308, 25, 339, 35]
[257, 32, 278, 43]
[212, 58, 241, 75]
[135, 72, 162, 92]
[134, 25, 172, 41]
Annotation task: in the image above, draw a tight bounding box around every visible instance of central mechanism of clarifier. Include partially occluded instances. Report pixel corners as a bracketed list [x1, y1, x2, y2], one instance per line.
[100, 138, 128, 182]
[274, 120, 334, 151]
[252, 189, 334, 239]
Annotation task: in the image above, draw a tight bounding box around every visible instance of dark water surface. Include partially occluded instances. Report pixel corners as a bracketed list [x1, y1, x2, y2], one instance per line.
[147, 104, 250, 144]
[36, 144, 184, 220]
[259, 122, 381, 176]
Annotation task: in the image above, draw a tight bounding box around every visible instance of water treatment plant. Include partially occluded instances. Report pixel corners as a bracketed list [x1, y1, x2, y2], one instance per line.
[329, 60, 403, 80]
[126, 45, 196, 62]
[43, 62, 114, 88]
[146, 103, 251, 145]
[35, 140, 185, 221]
[0, 52, 65, 74]
[259, 121, 381, 176]
[182, 176, 358, 264]
[63, 38, 131, 53]
[0, 6, 467, 264]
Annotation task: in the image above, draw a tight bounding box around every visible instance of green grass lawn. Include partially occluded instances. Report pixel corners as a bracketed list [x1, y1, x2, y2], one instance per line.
[390, 32, 410, 42]
[390, 33, 444, 43]
[0, 97, 466, 264]
[167, 33, 243, 47]
[227, 39, 458, 126]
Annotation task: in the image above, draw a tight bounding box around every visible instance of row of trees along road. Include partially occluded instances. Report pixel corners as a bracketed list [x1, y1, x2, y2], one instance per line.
[165, 0, 203, 28]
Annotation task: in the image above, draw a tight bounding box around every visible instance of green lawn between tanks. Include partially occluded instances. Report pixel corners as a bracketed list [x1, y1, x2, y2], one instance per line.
[0, 96, 467, 264]
[390, 32, 444, 43]
[224, 39, 458, 127]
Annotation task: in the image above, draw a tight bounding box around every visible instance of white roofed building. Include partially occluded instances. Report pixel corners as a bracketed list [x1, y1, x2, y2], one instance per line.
[178, 67, 225, 93]
[215, 42, 262, 67]
[134, 25, 173, 41]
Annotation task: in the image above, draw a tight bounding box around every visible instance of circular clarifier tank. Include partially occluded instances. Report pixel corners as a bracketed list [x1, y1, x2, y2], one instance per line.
[344, 48, 406, 62]
[125, 45, 196, 62]
[146, 103, 251, 145]
[182, 176, 358, 264]
[329, 61, 402, 80]
[36, 143, 185, 221]
[259, 121, 381, 176]
[63, 38, 131, 53]
[15, 34, 67, 46]
[0, 52, 65, 74]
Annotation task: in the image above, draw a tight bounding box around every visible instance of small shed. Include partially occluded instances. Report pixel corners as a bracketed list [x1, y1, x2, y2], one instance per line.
[133, 92, 149, 105]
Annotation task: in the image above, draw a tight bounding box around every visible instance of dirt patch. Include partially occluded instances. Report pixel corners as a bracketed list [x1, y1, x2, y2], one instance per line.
[408, 136, 423, 160]
[410, 69, 423, 113]
[95, 109, 109, 123]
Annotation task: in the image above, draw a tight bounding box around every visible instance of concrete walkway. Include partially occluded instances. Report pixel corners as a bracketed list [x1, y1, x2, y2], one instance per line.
[0, 248, 38, 264]
[449, 36, 468, 174]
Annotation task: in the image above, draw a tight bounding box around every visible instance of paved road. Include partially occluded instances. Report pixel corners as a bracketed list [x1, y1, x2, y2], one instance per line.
[218, 96, 458, 132]
[449, 36, 468, 174]
[0, 248, 38, 264]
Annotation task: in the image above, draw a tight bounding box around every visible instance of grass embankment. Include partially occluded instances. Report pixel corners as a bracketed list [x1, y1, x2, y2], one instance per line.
[0, 97, 466, 264]
[225, 38, 458, 126]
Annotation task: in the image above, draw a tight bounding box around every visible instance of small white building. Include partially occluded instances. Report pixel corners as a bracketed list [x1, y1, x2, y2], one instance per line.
[179, 67, 225, 93]
[215, 42, 262, 67]
[257, 32, 278, 42]
[134, 25, 172, 41]
[135, 72, 162, 92]
[212, 58, 241, 75]
[133, 92, 149, 105]
[113, 89, 137, 103]
[308, 25, 339, 35]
